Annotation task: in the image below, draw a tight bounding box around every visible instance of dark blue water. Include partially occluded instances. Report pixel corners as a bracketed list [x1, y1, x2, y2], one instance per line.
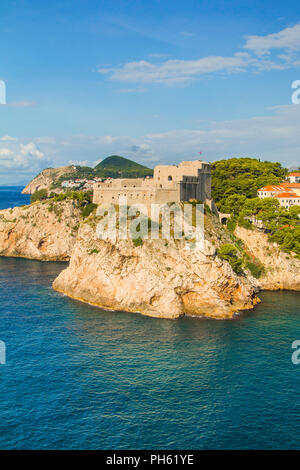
[0, 188, 300, 450]
[0, 186, 30, 210]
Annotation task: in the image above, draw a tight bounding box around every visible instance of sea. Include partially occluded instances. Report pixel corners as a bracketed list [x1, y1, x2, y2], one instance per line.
[0, 186, 300, 449]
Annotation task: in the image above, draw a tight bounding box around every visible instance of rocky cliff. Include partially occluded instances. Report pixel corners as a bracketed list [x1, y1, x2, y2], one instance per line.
[0, 200, 81, 261]
[22, 166, 76, 194]
[53, 221, 259, 319]
[1, 195, 299, 319]
[235, 226, 300, 291]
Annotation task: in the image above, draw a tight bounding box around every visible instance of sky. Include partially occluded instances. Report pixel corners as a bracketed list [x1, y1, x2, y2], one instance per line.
[1, 0, 300, 184]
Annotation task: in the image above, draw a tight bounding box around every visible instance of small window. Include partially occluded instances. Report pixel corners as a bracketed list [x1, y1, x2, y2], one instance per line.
[168, 176, 172, 181]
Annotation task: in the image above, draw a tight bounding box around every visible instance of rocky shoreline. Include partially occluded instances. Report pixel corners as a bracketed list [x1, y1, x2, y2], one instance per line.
[0, 199, 299, 319]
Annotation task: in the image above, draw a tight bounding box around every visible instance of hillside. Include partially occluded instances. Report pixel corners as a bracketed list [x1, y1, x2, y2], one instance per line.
[22, 166, 77, 194]
[94, 155, 153, 178]
[22, 156, 154, 194]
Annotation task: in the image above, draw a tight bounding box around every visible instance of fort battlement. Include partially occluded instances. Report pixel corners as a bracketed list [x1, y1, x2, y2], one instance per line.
[93, 160, 211, 208]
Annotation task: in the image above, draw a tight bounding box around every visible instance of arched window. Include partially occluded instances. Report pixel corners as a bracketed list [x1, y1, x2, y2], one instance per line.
[168, 175, 172, 181]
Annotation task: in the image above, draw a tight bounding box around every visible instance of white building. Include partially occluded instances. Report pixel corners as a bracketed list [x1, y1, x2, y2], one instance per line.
[274, 192, 300, 209]
[258, 184, 300, 208]
[288, 172, 300, 183]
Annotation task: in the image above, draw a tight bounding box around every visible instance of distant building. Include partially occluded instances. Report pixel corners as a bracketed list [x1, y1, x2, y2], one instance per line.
[281, 182, 300, 196]
[258, 184, 300, 208]
[288, 172, 300, 183]
[274, 192, 300, 209]
[61, 180, 79, 188]
[61, 178, 97, 189]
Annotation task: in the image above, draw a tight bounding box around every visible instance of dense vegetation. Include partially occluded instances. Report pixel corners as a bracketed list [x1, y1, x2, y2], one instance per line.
[31, 189, 97, 219]
[226, 197, 300, 257]
[212, 157, 287, 212]
[211, 157, 299, 259]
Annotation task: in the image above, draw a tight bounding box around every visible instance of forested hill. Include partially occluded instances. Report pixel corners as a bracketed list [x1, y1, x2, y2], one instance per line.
[94, 156, 153, 178]
[212, 157, 287, 210]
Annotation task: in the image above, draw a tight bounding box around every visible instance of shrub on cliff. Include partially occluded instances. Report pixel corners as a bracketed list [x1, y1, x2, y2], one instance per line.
[218, 244, 243, 274]
[30, 189, 48, 203]
[245, 260, 265, 278]
[81, 203, 97, 218]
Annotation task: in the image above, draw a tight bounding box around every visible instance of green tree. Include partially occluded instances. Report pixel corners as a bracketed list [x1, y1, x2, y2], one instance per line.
[30, 188, 48, 203]
[218, 244, 243, 274]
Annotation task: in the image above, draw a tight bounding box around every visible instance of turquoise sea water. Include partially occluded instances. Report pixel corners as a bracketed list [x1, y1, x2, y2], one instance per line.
[0, 187, 300, 450]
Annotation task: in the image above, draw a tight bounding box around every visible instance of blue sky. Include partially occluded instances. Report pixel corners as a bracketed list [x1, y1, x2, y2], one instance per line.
[1, 0, 300, 184]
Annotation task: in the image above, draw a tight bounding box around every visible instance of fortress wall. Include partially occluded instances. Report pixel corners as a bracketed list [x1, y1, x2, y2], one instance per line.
[153, 187, 180, 204]
[93, 185, 180, 207]
[93, 186, 156, 206]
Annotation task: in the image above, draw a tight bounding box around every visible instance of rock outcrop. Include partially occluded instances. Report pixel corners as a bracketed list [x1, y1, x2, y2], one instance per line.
[235, 226, 300, 291]
[53, 222, 259, 319]
[22, 166, 76, 194]
[2, 194, 299, 319]
[0, 200, 81, 261]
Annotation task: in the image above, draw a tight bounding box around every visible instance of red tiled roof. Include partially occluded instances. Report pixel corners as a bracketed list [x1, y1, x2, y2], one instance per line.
[288, 172, 300, 176]
[274, 192, 300, 198]
[258, 185, 285, 191]
[282, 182, 300, 188]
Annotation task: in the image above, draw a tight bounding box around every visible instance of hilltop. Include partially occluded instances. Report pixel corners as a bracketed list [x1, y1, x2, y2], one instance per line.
[22, 156, 154, 194]
[94, 155, 154, 178]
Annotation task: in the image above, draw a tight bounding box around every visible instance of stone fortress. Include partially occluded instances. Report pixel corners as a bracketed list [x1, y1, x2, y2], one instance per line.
[93, 160, 212, 210]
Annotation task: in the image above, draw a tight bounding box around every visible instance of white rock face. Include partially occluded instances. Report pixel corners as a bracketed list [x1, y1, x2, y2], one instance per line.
[235, 226, 300, 291]
[53, 223, 259, 319]
[0, 200, 81, 261]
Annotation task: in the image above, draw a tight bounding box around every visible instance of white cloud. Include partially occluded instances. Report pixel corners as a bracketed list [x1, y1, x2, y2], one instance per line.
[8, 100, 35, 107]
[20, 143, 44, 160]
[98, 53, 255, 85]
[0, 149, 14, 159]
[98, 22, 300, 85]
[1, 104, 300, 184]
[245, 21, 300, 55]
[0, 136, 17, 142]
[0, 141, 51, 183]
[48, 105, 299, 167]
